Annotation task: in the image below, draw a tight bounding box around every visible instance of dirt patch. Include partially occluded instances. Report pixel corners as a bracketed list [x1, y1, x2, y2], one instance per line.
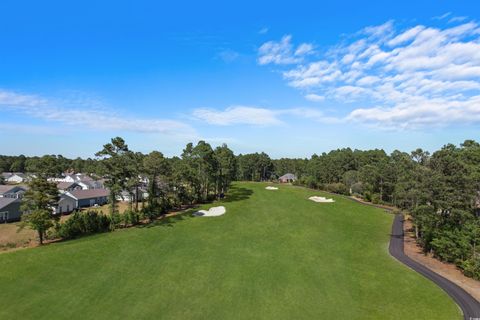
[83, 201, 134, 215]
[0, 203, 194, 253]
[403, 218, 480, 303]
[0, 223, 37, 251]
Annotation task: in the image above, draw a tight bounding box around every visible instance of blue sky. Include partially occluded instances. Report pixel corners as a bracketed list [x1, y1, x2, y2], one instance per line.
[1, 0, 479, 158]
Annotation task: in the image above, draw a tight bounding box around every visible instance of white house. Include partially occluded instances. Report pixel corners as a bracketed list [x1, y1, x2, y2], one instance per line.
[3, 173, 26, 184]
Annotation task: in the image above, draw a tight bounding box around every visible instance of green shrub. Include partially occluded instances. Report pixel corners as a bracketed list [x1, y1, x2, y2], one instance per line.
[58, 211, 111, 240]
[371, 193, 381, 204]
[364, 192, 372, 202]
[351, 182, 364, 195]
[324, 183, 349, 195]
[121, 209, 140, 227]
[461, 257, 480, 280]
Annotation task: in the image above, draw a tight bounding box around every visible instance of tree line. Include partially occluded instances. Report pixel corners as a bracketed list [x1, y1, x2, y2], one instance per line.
[2, 138, 479, 279]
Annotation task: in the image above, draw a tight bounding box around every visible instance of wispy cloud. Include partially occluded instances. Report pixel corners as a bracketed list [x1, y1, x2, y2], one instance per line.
[304, 94, 325, 102]
[192, 105, 334, 126]
[193, 106, 282, 126]
[0, 89, 197, 138]
[449, 16, 468, 23]
[217, 49, 240, 63]
[257, 35, 314, 65]
[258, 27, 269, 35]
[433, 12, 451, 20]
[259, 19, 480, 129]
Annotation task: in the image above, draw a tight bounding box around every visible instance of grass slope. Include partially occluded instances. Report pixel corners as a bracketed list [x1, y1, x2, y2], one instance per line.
[0, 182, 461, 319]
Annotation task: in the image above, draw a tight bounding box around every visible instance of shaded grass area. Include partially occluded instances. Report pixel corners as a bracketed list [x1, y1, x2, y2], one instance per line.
[0, 182, 461, 319]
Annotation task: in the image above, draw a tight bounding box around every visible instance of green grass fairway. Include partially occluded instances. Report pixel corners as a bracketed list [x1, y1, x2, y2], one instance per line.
[0, 182, 461, 319]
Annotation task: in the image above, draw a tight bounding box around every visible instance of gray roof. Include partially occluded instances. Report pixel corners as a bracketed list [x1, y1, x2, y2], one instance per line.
[69, 189, 109, 200]
[279, 173, 297, 180]
[2, 172, 26, 178]
[57, 182, 77, 190]
[0, 185, 16, 194]
[0, 197, 19, 209]
[0, 185, 27, 195]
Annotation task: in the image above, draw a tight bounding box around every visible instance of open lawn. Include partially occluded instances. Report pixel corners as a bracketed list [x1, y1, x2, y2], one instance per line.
[0, 182, 461, 319]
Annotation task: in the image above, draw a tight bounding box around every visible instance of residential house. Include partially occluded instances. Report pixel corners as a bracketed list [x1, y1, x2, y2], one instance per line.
[279, 173, 297, 183]
[0, 198, 22, 222]
[56, 182, 83, 193]
[61, 174, 76, 183]
[2, 172, 27, 184]
[77, 180, 103, 190]
[117, 188, 148, 203]
[0, 185, 27, 199]
[57, 189, 109, 214]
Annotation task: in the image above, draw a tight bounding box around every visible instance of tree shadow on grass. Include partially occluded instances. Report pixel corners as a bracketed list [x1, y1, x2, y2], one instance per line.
[222, 186, 253, 203]
[137, 185, 253, 229]
[138, 207, 198, 229]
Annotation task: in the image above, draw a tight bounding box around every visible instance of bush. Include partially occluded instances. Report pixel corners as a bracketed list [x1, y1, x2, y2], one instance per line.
[324, 183, 349, 195]
[142, 206, 162, 222]
[364, 192, 372, 202]
[58, 211, 111, 240]
[461, 257, 480, 280]
[351, 182, 364, 195]
[371, 193, 381, 204]
[297, 176, 318, 189]
[121, 209, 141, 227]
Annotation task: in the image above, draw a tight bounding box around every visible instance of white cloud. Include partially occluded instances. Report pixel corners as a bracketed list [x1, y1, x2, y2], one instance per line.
[347, 95, 480, 129]
[362, 20, 394, 40]
[449, 16, 468, 23]
[258, 35, 314, 65]
[217, 49, 240, 63]
[193, 106, 282, 126]
[433, 12, 451, 20]
[0, 89, 197, 138]
[0, 90, 46, 107]
[192, 106, 332, 126]
[258, 27, 269, 34]
[260, 20, 480, 129]
[304, 94, 325, 102]
[387, 26, 426, 46]
[295, 43, 314, 56]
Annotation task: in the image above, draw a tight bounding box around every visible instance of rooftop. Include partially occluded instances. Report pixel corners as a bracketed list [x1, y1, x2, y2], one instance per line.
[68, 189, 109, 200]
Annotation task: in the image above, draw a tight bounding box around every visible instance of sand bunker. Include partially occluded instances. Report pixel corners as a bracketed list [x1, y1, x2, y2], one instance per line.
[265, 186, 279, 190]
[309, 196, 335, 203]
[193, 206, 226, 217]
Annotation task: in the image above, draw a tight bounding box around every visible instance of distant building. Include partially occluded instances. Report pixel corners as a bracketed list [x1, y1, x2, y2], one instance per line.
[56, 182, 83, 193]
[0, 185, 27, 199]
[117, 188, 148, 203]
[2, 172, 27, 184]
[57, 189, 109, 214]
[279, 173, 297, 183]
[0, 198, 22, 222]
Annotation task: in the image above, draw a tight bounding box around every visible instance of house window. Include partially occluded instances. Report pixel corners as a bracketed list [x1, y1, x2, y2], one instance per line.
[0, 211, 8, 222]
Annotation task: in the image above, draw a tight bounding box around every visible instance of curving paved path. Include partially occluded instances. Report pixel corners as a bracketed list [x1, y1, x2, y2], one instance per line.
[345, 196, 480, 319]
[389, 214, 480, 320]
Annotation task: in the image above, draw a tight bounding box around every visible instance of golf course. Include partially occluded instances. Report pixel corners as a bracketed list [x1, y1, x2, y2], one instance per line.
[0, 182, 461, 319]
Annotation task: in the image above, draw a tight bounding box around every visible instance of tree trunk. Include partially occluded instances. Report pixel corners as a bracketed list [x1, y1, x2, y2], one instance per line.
[129, 193, 134, 211]
[110, 192, 116, 215]
[135, 184, 139, 212]
[38, 230, 44, 245]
